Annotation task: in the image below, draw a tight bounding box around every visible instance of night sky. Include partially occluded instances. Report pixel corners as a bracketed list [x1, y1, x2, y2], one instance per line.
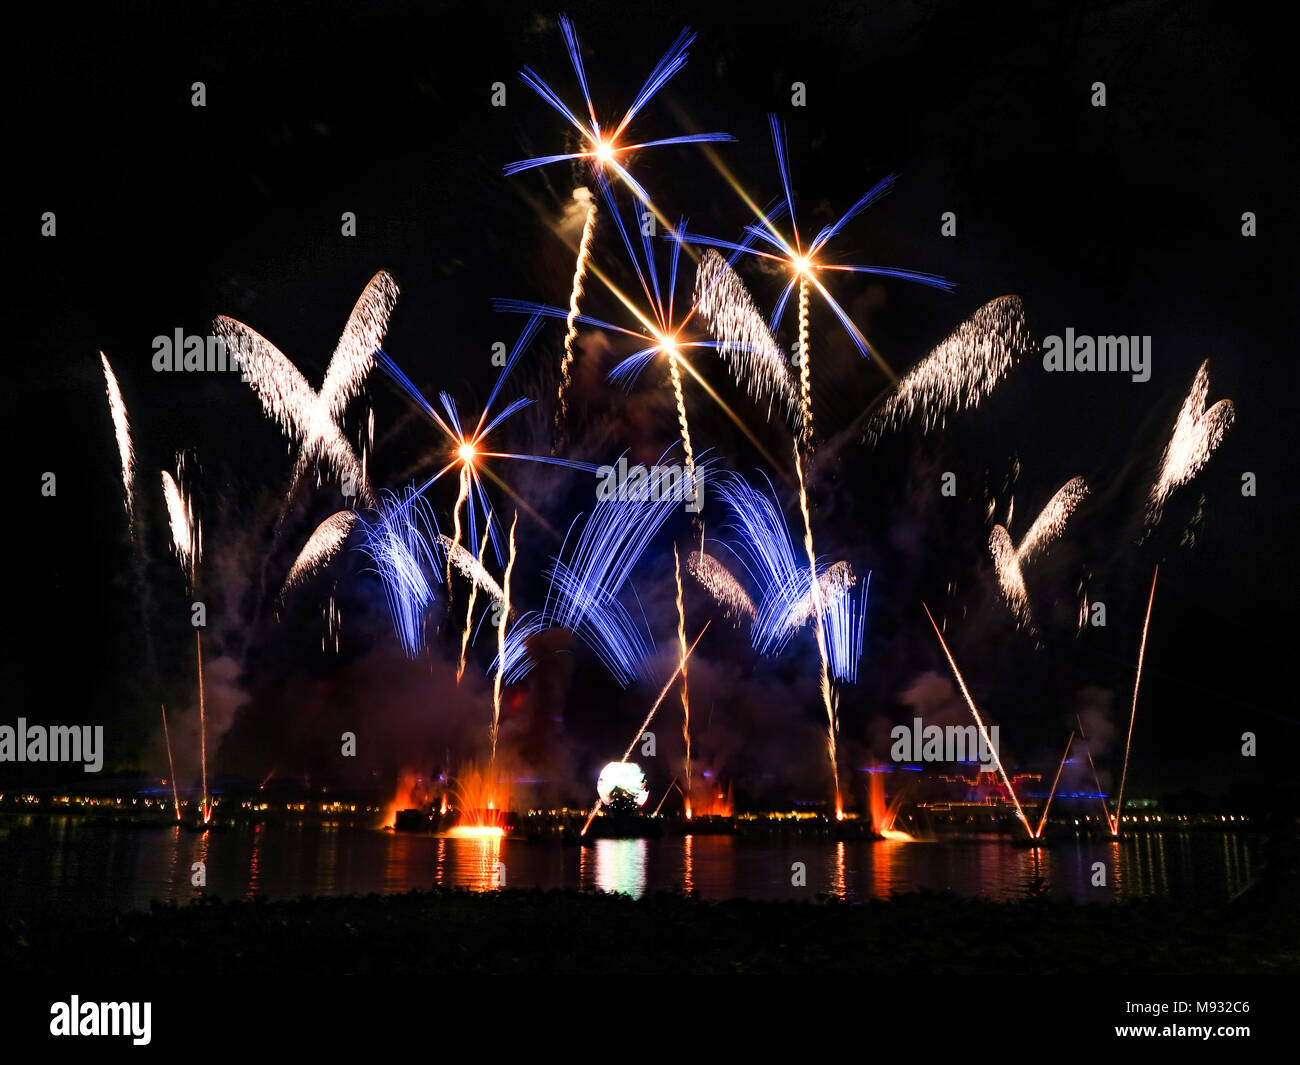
[8, 1, 1295, 805]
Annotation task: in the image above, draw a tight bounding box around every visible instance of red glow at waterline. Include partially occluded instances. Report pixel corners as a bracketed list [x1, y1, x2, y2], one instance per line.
[446, 764, 509, 838]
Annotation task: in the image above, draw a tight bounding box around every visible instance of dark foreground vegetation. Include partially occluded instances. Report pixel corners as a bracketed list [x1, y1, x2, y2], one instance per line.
[4, 876, 1297, 975]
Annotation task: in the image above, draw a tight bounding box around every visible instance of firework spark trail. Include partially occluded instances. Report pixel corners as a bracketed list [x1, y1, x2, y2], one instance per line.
[1034, 730, 1075, 838]
[440, 533, 507, 604]
[283, 511, 358, 593]
[160, 704, 180, 821]
[497, 209, 784, 473]
[490, 513, 518, 769]
[555, 189, 598, 444]
[794, 443, 840, 817]
[712, 472, 801, 652]
[692, 250, 797, 422]
[651, 776, 681, 817]
[160, 463, 209, 821]
[215, 272, 397, 507]
[867, 296, 1031, 442]
[359, 491, 442, 658]
[579, 622, 710, 836]
[1015, 476, 1090, 564]
[1148, 360, 1234, 524]
[687, 550, 757, 623]
[490, 611, 549, 685]
[923, 603, 1031, 837]
[796, 278, 813, 445]
[99, 353, 135, 526]
[544, 454, 693, 686]
[456, 525, 494, 684]
[673, 545, 693, 818]
[989, 476, 1089, 627]
[486, 463, 683, 689]
[1113, 566, 1158, 837]
[825, 572, 870, 684]
[988, 525, 1032, 627]
[1076, 713, 1115, 832]
[195, 629, 210, 824]
[446, 468, 471, 593]
[710, 471, 861, 684]
[784, 560, 854, 629]
[160, 470, 200, 584]
[666, 349, 695, 479]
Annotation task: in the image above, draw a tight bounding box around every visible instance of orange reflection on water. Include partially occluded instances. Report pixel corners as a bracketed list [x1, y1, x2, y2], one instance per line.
[447, 835, 505, 892]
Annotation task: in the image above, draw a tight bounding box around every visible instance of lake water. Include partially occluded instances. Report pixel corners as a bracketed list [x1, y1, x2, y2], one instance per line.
[0, 817, 1259, 913]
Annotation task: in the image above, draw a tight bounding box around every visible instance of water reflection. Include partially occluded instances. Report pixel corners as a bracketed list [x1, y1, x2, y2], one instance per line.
[590, 839, 647, 897]
[0, 819, 1262, 913]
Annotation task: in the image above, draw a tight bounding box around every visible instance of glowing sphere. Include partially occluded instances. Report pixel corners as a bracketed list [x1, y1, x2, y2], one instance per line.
[793, 255, 812, 275]
[594, 140, 615, 163]
[457, 442, 477, 464]
[596, 761, 649, 808]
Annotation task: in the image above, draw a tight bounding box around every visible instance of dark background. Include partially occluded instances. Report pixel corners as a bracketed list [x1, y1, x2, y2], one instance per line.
[6, 1, 1296, 807]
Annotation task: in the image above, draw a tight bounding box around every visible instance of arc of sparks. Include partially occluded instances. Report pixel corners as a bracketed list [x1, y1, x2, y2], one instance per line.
[988, 475, 1089, 628]
[215, 270, 398, 508]
[99, 353, 135, 526]
[283, 511, 358, 594]
[687, 549, 757, 624]
[923, 604, 1031, 837]
[160, 469, 200, 586]
[358, 489, 442, 659]
[865, 295, 1031, 443]
[1148, 360, 1234, 525]
[1112, 566, 1159, 837]
[692, 249, 798, 424]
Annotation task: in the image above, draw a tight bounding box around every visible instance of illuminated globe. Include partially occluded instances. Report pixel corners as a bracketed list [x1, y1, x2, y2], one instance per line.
[596, 762, 649, 810]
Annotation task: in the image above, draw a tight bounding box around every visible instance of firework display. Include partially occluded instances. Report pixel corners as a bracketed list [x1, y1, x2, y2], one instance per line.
[16, 6, 1275, 1019]
[16, 0, 1292, 1032]
[72, 13, 1246, 856]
